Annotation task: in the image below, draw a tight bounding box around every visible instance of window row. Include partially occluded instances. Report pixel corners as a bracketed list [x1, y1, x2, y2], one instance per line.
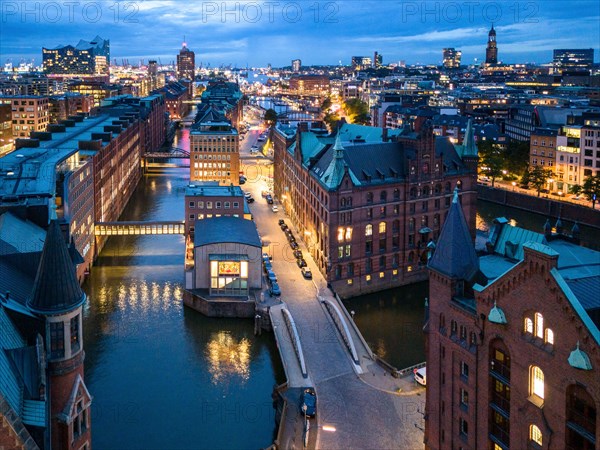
[189, 201, 240, 209]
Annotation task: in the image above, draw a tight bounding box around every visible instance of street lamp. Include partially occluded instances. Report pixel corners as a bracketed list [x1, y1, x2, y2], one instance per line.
[512, 181, 516, 191]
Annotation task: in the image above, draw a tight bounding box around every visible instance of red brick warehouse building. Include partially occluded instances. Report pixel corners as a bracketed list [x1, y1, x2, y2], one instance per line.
[273, 120, 477, 298]
[425, 193, 600, 449]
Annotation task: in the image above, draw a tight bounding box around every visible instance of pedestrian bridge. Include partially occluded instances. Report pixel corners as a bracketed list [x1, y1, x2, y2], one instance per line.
[94, 221, 185, 236]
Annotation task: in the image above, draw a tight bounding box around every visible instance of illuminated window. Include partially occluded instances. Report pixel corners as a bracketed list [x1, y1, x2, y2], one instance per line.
[365, 224, 372, 236]
[347, 279, 353, 285]
[524, 317, 533, 334]
[545, 328, 554, 345]
[530, 424, 542, 445]
[366, 275, 371, 282]
[345, 227, 352, 241]
[535, 313, 543, 338]
[379, 272, 384, 278]
[337, 227, 344, 242]
[379, 222, 386, 234]
[530, 366, 544, 401]
[392, 269, 398, 275]
[407, 265, 413, 272]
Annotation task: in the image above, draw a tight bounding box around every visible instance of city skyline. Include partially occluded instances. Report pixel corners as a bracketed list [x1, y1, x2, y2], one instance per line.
[1, 1, 599, 67]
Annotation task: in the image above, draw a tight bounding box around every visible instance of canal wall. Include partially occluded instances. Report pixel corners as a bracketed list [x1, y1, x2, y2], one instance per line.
[477, 185, 600, 229]
[183, 289, 256, 318]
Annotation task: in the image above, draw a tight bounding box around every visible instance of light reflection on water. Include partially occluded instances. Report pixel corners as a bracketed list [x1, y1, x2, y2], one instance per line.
[82, 163, 284, 450]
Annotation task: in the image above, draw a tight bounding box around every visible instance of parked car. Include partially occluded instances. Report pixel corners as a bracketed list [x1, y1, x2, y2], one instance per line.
[278, 219, 285, 226]
[267, 270, 277, 284]
[261, 190, 269, 198]
[296, 258, 307, 268]
[262, 252, 273, 261]
[263, 261, 272, 272]
[266, 195, 274, 204]
[239, 177, 246, 184]
[414, 366, 426, 386]
[280, 224, 288, 231]
[247, 197, 255, 203]
[269, 282, 281, 297]
[290, 241, 299, 250]
[244, 191, 252, 198]
[301, 388, 316, 417]
[272, 205, 279, 213]
[301, 267, 312, 279]
[293, 249, 303, 259]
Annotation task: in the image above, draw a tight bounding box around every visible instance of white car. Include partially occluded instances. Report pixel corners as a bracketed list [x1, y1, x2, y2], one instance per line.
[244, 192, 252, 198]
[414, 366, 426, 386]
[272, 205, 278, 213]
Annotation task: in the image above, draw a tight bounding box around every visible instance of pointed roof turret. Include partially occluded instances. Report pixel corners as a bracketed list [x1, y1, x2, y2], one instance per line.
[555, 217, 563, 234]
[27, 220, 86, 314]
[462, 119, 478, 158]
[428, 187, 479, 281]
[488, 301, 507, 324]
[571, 222, 581, 239]
[543, 218, 552, 237]
[320, 130, 347, 190]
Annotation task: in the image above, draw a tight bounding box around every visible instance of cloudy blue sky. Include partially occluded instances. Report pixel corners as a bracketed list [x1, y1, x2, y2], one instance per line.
[1, 0, 599, 67]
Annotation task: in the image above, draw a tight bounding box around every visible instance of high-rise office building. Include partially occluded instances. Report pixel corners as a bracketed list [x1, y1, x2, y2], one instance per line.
[443, 48, 462, 69]
[553, 48, 594, 74]
[292, 59, 302, 72]
[42, 35, 110, 76]
[485, 25, 498, 65]
[177, 42, 196, 80]
[373, 52, 383, 68]
[351, 56, 372, 70]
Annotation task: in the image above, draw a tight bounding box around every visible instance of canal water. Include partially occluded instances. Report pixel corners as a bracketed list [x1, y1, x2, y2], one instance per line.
[82, 138, 285, 448]
[83, 123, 600, 446]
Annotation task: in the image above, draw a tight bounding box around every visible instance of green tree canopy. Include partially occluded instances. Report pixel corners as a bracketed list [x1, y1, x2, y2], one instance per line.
[477, 140, 505, 187]
[264, 108, 278, 126]
[581, 174, 600, 208]
[321, 97, 332, 111]
[505, 140, 530, 177]
[343, 98, 370, 124]
[528, 165, 554, 197]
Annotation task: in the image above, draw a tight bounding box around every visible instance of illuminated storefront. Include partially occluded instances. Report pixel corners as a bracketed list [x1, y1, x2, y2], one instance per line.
[210, 256, 249, 296]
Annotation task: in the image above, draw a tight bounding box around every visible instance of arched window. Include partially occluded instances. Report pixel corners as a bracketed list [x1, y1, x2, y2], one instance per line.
[365, 224, 373, 236]
[529, 424, 542, 445]
[524, 317, 533, 334]
[434, 184, 441, 194]
[380, 191, 387, 202]
[423, 186, 430, 196]
[445, 182, 451, 193]
[393, 188, 400, 200]
[535, 313, 544, 338]
[530, 366, 544, 401]
[379, 222, 386, 234]
[408, 251, 414, 263]
[410, 187, 417, 198]
[366, 192, 373, 203]
[545, 329, 554, 345]
[340, 198, 346, 207]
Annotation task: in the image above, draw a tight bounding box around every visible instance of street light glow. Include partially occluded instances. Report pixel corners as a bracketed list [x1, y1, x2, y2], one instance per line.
[322, 425, 336, 432]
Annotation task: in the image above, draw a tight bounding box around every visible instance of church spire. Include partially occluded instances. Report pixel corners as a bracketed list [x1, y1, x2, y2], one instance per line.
[462, 119, 478, 158]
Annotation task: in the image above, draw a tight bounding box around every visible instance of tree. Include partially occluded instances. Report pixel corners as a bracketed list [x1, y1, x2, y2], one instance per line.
[581, 174, 600, 209]
[505, 140, 530, 177]
[321, 97, 332, 111]
[569, 184, 582, 196]
[343, 98, 369, 124]
[264, 108, 278, 126]
[528, 165, 554, 197]
[477, 140, 505, 187]
[323, 112, 341, 130]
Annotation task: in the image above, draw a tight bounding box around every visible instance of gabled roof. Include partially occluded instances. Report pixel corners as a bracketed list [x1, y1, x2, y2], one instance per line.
[27, 220, 85, 314]
[58, 374, 92, 424]
[428, 189, 479, 280]
[319, 133, 347, 189]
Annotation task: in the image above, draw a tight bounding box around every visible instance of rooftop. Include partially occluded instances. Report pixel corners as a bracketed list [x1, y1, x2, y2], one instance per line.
[185, 182, 244, 197]
[194, 216, 262, 248]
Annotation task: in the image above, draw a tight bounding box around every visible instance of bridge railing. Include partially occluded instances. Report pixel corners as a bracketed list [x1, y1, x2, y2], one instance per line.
[319, 297, 360, 365]
[280, 307, 308, 379]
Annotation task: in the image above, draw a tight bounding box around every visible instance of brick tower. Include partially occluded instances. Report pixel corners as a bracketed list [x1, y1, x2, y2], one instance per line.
[425, 188, 482, 449]
[27, 217, 92, 450]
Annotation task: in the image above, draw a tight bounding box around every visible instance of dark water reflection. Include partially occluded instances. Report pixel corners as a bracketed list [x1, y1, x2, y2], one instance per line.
[82, 166, 284, 450]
